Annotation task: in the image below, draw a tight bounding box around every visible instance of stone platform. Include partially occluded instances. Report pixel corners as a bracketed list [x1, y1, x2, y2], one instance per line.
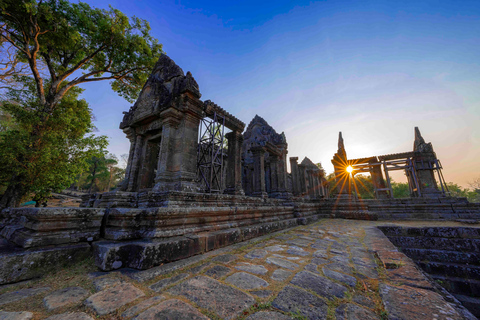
[0, 219, 477, 320]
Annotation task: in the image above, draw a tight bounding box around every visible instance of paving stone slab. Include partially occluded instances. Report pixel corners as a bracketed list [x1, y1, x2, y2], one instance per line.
[272, 254, 302, 261]
[324, 262, 354, 275]
[250, 290, 272, 298]
[286, 239, 312, 247]
[313, 250, 328, 259]
[133, 298, 209, 320]
[92, 277, 125, 291]
[264, 245, 286, 252]
[44, 312, 94, 320]
[379, 284, 464, 320]
[0, 311, 33, 320]
[352, 295, 376, 310]
[204, 265, 231, 279]
[84, 283, 145, 316]
[149, 273, 189, 292]
[322, 267, 357, 287]
[272, 285, 327, 320]
[121, 295, 165, 318]
[244, 249, 267, 259]
[335, 303, 379, 320]
[271, 269, 292, 281]
[188, 263, 211, 274]
[167, 276, 255, 320]
[225, 272, 269, 290]
[290, 271, 347, 300]
[246, 311, 292, 320]
[235, 263, 268, 275]
[43, 286, 89, 311]
[212, 254, 238, 263]
[311, 239, 334, 249]
[304, 264, 320, 274]
[354, 264, 379, 279]
[0, 287, 50, 306]
[310, 257, 329, 265]
[286, 247, 310, 257]
[266, 257, 299, 270]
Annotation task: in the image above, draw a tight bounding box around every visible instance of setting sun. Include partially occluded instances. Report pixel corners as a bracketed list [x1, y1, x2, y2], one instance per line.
[346, 165, 353, 173]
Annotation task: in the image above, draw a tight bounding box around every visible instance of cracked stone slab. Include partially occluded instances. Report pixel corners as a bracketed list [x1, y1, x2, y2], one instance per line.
[44, 313, 94, 320]
[246, 311, 292, 320]
[311, 257, 329, 265]
[212, 254, 237, 263]
[0, 287, 50, 306]
[272, 254, 302, 261]
[250, 290, 272, 298]
[84, 283, 145, 316]
[271, 269, 292, 281]
[234, 263, 268, 275]
[335, 303, 379, 320]
[149, 273, 189, 292]
[133, 299, 208, 320]
[379, 284, 464, 320]
[0, 311, 33, 320]
[244, 249, 267, 259]
[43, 287, 89, 311]
[352, 295, 376, 310]
[313, 250, 328, 259]
[225, 272, 269, 290]
[355, 264, 379, 279]
[290, 271, 347, 300]
[167, 276, 255, 320]
[204, 265, 231, 279]
[272, 285, 327, 320]
[322, 268, 357, 288]
[266, 257, 299, 270]
[324, 262, 354, 275]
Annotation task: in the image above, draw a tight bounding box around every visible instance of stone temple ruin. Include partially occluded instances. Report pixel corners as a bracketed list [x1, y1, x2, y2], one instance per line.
[1, 54, 480, 315]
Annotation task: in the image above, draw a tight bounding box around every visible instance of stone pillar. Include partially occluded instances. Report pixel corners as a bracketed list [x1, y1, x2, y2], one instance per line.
[298, 164, 308, 195]
[127, 134, 144, 192]
[224, 131, 244, 195]
[251, 146, 267, 198]
[307, 170, 315, 198]
[313, 173, 320, 198]
[290, 157, 300, 196]
[154, 107, 202, 193]
[120, 128, 136, 191]
[369, 162, 388, 199]
[277, 152, 288, 195]
[269, 155, 279, 195]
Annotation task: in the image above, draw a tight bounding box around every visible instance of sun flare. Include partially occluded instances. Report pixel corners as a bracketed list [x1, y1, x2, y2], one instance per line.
[346, 165, 353, 173]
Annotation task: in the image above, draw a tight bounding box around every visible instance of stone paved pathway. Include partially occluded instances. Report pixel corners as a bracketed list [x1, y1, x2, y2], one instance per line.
[0, 219, 476, 319]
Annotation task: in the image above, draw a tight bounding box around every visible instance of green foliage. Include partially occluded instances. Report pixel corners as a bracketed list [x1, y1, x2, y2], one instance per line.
[390, 181, 410, 198]
[0, 80, 107, 204]
[73, 153, 125, 193]
[352, 174, 375, 199]
[0, 0, 163, 104]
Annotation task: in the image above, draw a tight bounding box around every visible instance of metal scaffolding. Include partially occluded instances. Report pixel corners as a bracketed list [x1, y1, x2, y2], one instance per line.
[197, 111, 226, 193]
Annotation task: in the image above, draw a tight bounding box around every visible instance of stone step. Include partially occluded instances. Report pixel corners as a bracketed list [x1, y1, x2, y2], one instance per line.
[431, 274, 480, 296]
[416, 261, 480, 280]
[402, 248, 480, 266]
[454, 294, 480, 318]
[387, 235, 480, 252]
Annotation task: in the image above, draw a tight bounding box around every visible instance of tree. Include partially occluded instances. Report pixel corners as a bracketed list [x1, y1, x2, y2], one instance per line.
[0, 81, 107, 207]
[0, 0, 162, 208]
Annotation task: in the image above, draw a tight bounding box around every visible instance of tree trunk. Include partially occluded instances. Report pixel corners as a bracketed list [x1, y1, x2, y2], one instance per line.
[0, 183, 25, 210]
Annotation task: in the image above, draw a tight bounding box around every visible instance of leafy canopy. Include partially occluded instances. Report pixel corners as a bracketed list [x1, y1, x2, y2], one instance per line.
[0, 0, 163, 105]
[0, 79, 107, 202]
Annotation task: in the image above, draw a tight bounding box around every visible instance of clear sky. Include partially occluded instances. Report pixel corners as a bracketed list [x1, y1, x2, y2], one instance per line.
[78, 0, 480, 188]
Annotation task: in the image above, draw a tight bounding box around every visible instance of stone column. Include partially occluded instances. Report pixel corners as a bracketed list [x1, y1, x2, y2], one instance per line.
[251, 146, 267, 198]
[126, 134, 144, 192]
[289, 157, 300, 196]
[269, 155, 279, 195]
[298, 164, 308, 195]
[307, 170, 315, 198]
[313, 173, 320, 198]
[277, 152, 288, 194]
[120, 128, 136, 191]
[224, 131, 244, 195]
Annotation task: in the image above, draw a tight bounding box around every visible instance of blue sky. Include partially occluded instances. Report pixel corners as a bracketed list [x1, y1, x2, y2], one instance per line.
[78, 0, 480, 187]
